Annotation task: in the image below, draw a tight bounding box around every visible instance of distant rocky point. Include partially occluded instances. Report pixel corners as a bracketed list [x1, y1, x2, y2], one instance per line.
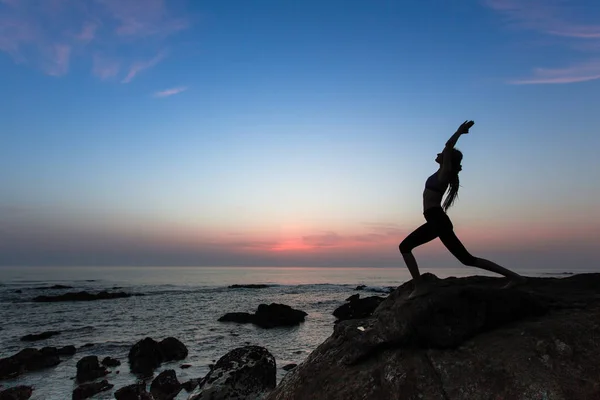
[32, 291, 141, 302]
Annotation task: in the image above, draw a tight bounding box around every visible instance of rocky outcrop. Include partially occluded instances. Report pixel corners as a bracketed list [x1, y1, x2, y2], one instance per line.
[20, 331, 61, 342]
[76, 356, 107, 383]
[333, 294, 385, 322]
[72, 380, 113, 400]
[101, 356, 120, 367]
[0, 385, 33, 400]
[267, 273, 600, 400]
[228, 284, 270, 289]
[189, 345, 276, 399]
[128, 337, 188, 376]
[32, 291, 137, 302]
[0, 348, 61, 379]
[218, 303, 307, 328]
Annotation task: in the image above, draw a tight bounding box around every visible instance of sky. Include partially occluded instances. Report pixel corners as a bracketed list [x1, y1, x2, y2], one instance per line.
[1, 0, 599, 271]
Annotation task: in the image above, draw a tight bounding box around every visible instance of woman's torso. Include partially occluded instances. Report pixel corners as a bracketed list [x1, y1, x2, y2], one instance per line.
[423, 171, 448, 212]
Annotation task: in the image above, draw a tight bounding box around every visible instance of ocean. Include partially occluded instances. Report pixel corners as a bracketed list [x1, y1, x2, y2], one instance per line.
[0, 265, 590, 399]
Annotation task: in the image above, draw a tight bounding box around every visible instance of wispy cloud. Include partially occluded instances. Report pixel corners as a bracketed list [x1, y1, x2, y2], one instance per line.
[122, 51, 166, 83]
[485, 0, 600, 84]
[92, 54, 120, 79]
[0, 0, 189, 79]
[153, 86, 188, 98]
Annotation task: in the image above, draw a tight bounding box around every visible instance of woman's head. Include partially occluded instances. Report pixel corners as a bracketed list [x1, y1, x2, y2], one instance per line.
[436, 148, 463, 171]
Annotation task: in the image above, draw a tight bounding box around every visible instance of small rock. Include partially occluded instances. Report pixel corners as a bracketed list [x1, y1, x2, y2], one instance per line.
[355, 285, 366, 290]
[101, 357, 120, 367]
[180, 364, 191, 369]
[181, 379, 199, 392]
[72, 380, 113, 400]
[80, 343, 94, 348]
[76, 356, 107, 383]
[20, 331, 61, 342]
[58, 345, 77, 356]
[282, 363, 297, 371]
[150, 369, 181, 400]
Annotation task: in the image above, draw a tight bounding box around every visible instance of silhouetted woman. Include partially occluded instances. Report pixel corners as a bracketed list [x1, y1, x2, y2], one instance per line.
[399, 120, 526, 298]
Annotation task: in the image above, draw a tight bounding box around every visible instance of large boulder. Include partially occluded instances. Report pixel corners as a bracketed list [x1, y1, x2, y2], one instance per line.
[333, 294, 385, 321]
[76, 356, 107, 383]
[267, 273, 600, 400]
[128, 337, 188, 376]
[0, 348, 60, 379]
[150, 369, 181, 400]
[189, 345, 276, 400]
[218, 303, 307, 329]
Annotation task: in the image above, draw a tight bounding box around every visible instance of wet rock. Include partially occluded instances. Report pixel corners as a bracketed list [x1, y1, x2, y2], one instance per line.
[267, 273, 600, 400]
[180, 364, 191, 369]
[76, 356, 107, 383]
[101, 356, 120, 367]
[72, 380, 113, 400]
[114, 382, 154, 400]
[282, 363, 297, 371]
[189, 345, 276, 400]
[0, 348, 60, 379]
[20, 331, 61, 342]
[58, 345, 77, 356]
[181, 379, 200, 392]
[333, 295, 385, 322]
[228, 284, 270, 289]
[345, 294, 359, 302]
[0, 385, 33, 400]
[128, 337, 188, 376]
[33, 291, 135, 302]
[150, 369, 181, 400]
[219, 303, 308, 329]
[32, 284, 73, 290]
[355, 285, 366, 290]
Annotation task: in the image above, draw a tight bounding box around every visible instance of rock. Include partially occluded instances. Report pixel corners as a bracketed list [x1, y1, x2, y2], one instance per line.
[72, 380, 113, 400]
[180, 364, 191, 369]
[0, 385, 33, 400]
[181, 379, 199, 392]
[58, 345, 77, 356]
[14, 290, 22, 294]
[0, 348, 60, 379]
[266, 273, 600, 400]
[228, 284, 270, 289]
[159, 337, 188, 361]
[355, 285, 366, 290]
[345, 294, 359, 302]
[219, 303, 308, 329]
[80, 343, 94, 348]
[150, 369, 181, 400]
[20, 331, 61, 342]
[32, 291, 135, 302]
[32, 284, 73, 290]
[76, 356, 107, 383]
[333, 295, 385, 322]
[189, 345, 276, 400]
[101, 356, 120, 367]
[282, 363, 297, 371]
[128, 337, 188, 376]
[114, 383, 154, 400]
[129, 338, 163, 376]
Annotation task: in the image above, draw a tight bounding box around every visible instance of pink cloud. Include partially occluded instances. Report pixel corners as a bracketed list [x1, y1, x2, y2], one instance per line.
[0, 0, 189, 79]
[121, 51, 166, 83]
[153, 86, 188, 98]
[485, 0, 600, 85]
[92, 54, 120, 79]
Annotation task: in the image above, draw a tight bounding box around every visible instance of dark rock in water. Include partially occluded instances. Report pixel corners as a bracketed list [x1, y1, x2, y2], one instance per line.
[101, 356, 120, 367]
[14, 290, 22, 294]
[128, 337, 188, 376]
[159, 337, 188, 361]
[58, 346, 77, 356]
[266, 273, 600, 400]
[219, 303, 307, 329]
[32, 290, 134, 302]
[150, 369, 181, 400]
[0, 347, 60, 379]
[32, 284, 73, 290]
[72, 380, 113, 400]
[228, 284, 270, 289]
[20, 331, 61, 342]
[0, 385, 33, 400]
[345, 293, 359, 302]
[80, 343, 94, 348]
[128, 338, 162, 376]
[355, 285, 366, 290]
[76, 356, 107, 383]
[333, 295, 385, 322]
[189, 346, 276, 400]
[114, 382, 153, 400]
[282, 363, 297, 371]
[180, 364, 191, 369]
[181, 379, 200, 392]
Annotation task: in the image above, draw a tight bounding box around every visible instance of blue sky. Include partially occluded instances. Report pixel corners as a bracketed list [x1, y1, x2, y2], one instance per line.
[1, 0, 599, 270]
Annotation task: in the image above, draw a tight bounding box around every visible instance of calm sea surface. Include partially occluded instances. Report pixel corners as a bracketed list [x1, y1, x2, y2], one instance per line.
[0, 266, 591, 399]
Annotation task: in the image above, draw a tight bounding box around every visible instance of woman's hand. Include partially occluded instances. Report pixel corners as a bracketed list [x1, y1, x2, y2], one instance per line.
[457, 120, 474, 134]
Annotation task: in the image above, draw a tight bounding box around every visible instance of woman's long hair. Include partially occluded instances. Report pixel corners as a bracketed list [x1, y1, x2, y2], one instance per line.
[442, 149, 463, 212]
